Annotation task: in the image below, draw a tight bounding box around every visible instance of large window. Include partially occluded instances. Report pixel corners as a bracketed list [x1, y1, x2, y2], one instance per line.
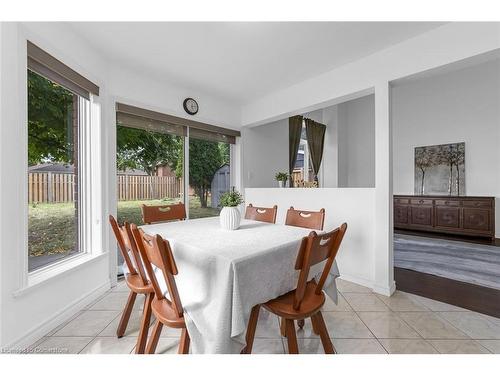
[27, 42, 99, 273]
[188, 134, 231, 219]
[27, 71, 87, 271]
[115, 123, 185, 225]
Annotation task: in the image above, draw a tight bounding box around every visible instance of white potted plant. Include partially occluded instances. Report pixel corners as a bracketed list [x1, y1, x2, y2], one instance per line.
[219, 187, 244, 230]
[275, 172, 289, 188]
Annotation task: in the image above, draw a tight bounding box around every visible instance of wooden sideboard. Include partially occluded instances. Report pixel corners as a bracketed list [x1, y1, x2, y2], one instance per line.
[394, 195, 495, 239]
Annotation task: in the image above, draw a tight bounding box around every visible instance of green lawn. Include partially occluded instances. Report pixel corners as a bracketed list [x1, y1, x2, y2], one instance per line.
[28, 197, 220, 258]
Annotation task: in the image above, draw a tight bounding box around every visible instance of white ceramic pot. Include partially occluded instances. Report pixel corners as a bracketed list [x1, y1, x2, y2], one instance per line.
[220, 206, 241, 230]
[278, 180, 284, 188]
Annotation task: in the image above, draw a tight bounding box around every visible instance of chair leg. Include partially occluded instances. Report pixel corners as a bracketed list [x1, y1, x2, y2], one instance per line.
[135, 293, 153, 354]
[311, 316, 320, 335]
[178, 328, 190, 354]
[145, 320, 163, 354]
[117, 291, 137, 338]
[280, 318, 287, 337]
[297, 319, 305, 329]
[285, 319, 299, 354]
[242, 305, 260, 354]
[312, 311, 336, 354]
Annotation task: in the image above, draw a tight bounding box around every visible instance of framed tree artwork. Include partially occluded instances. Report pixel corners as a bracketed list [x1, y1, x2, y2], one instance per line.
[414, 142, 465, 196]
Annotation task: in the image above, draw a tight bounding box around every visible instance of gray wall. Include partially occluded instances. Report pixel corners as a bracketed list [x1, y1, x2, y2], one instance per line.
[392, 58, 500, 234]
[241, 119, 288, 188]
[337, 94, 375, 188]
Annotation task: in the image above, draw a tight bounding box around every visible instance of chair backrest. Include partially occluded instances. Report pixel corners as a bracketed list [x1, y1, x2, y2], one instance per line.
[141, 203, 187, 224]
[131, 225, 184, 318]
[109, 215, 148, 285]
[292, 223, 347, 310]
[244, 203, 278, 224]
[285, 206, 325, 230]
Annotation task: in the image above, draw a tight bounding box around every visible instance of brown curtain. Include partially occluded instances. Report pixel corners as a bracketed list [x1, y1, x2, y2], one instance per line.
[289, 115, 303, 184]
[305, 118, 326, 182]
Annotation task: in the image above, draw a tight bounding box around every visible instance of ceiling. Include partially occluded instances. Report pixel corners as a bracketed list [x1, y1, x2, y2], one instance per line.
[69, 22, 445, 104]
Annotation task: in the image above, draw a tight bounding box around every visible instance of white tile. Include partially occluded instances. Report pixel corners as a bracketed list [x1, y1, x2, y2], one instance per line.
[53, 310, 120, 337]
[379, 339, 438, 354]
[32, 337, 94, 354]
[476, 340, 500, 354]
[295, 312, 373, 339]
[252, 339, 285, 354]
[336, 279, 372, 293]
[399, 312, 468, 339]
[111, 280, 129, 293]
[407, 294, 467, 312]
[98, 310, 149, 337]
[376, 291, 429, 312]
[334, 339, 387, 354]
[439, 312, 500, 339]
[88, 292, 144, 311]
[358, 312, 420, 339]
[428, 340, 491, 354]
[343, 293, 390, 312]
[45, 311, 85, 336]
[80, 337, 137, 354]
[322, 294, 352, 312]
[154, 338, 184, 354]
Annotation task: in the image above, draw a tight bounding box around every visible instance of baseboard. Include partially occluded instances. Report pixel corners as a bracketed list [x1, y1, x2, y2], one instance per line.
[4, 279, 111, 351]
[373, 280, 397, 296]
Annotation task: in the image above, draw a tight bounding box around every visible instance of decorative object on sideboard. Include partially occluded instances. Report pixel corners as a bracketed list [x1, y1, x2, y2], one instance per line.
[183, 97, 199, 115]
[414, 142, 465, 196]
[275, 172, 289, 188]
[394, 195, 495, 239]
[219, 187, 244, 230]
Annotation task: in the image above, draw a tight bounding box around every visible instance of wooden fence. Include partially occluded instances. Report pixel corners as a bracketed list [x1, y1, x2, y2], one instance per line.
[117, 174, 182, 201]
[28, 172, 182, 203]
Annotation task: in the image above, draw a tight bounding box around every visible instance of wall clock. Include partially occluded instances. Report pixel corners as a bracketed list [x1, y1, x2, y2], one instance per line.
[183, 97, 199, 115]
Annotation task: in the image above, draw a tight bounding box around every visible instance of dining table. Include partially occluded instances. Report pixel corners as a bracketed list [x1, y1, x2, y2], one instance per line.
[140, 216, 340, 354]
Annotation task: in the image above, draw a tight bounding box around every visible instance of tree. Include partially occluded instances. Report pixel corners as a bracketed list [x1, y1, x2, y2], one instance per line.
[178, 139, 228, 208]
[28, 70, 75, 166]
[415, 147, 434, 195]
[116, 126, 182, 175]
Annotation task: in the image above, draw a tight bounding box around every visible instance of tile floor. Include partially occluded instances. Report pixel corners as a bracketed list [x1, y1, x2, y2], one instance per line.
[27, 278, 500, 354]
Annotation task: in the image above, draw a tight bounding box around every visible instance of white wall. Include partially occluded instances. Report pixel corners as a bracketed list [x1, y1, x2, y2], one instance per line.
[0, 21, 239, 348]
[392, 59, 500, 235]
[241, 119, 288, 188]
[245, 188, 376, 289]
[337, 94, 375, 188]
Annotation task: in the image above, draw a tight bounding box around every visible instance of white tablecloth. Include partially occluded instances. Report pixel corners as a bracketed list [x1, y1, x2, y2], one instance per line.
[141, 217, 340, 354]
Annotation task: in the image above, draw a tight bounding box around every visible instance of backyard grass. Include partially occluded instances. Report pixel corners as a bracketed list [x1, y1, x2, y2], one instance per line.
[28, 196, 220, 259]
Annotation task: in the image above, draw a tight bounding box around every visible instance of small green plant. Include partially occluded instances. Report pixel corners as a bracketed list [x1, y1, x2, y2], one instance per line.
[275, 172, 289, 182]
[219, 187, 244, 207]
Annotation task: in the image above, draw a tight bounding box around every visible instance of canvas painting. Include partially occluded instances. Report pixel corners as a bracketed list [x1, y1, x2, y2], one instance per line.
[414, 142, 465, 196]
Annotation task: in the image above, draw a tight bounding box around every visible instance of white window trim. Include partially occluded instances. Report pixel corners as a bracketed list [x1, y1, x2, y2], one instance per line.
[22, 94, 103, 289]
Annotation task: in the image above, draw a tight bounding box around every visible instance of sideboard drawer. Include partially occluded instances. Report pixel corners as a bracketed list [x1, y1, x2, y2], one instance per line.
[435, 199, 460, 207]
[463, 200, 492, 208]
[395, 198, 409, 204]
[410, 198, 433, 205]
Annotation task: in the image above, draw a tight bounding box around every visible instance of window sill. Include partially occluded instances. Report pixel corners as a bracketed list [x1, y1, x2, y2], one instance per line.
[13, 252, 107, 298]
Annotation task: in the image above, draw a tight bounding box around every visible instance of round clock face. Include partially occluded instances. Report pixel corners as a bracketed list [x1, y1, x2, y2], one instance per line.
[183, 98, 199, 115]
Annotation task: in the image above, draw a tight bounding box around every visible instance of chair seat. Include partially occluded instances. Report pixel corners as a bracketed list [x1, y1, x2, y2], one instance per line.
[263, 281, 325, 320]
[125, 273, 154, 294]
[151, 298, 186, 329]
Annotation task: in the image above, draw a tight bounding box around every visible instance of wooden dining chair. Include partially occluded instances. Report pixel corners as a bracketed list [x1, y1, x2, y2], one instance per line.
[284, 206, 326, 330]
[244, 203, 278, 224]
[141, 202, 187, 224]
[285, 206, 325, 230]
[242, 223, 347, 354]
[109, 215, 154, 354]
[131, 225, 190, 354]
